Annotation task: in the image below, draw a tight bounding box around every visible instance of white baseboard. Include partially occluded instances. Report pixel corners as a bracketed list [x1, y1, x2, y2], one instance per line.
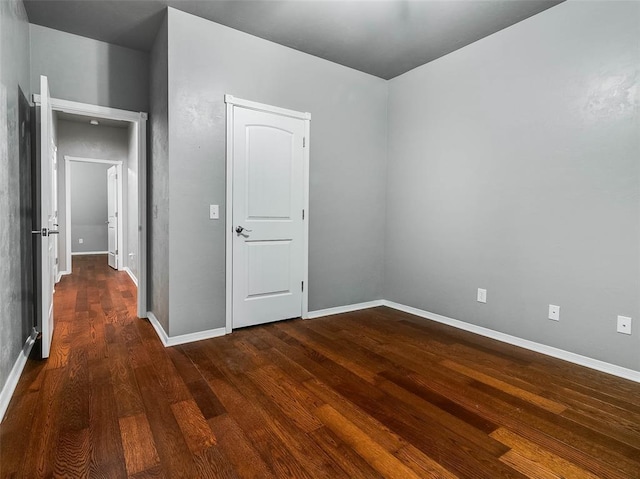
[307, 300, 384, 319]
[57, 270, 71, 282]
[381, 300, 640, 384]
[0, 334, 36, 423]
[124, 267, 138, 287]
[146, 311, 170, 344]
[148, 298, 639, 383]
[71, 251, 108, 256]
[146, 311, 226, 347]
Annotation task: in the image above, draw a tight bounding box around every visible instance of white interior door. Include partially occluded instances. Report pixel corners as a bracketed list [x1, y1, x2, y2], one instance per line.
[107, 165, 118, 269]
[38, 75, 57, 359]
[232, 106, 306, 328]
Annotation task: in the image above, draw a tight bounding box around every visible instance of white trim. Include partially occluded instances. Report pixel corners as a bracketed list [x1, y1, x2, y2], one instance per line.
[124, 267, 138, 287]
[307, 299, 640, 382]
[55, 270, 71, 282]
[147, 311, 169, 345]
[307, 300, 385, 319]
[148, 297, 638, 382]
[147, 311, 226, 347]
[71, 251, 108, 255]
[381, 300, 640, 384]
[225, 99, 233, 334]
[0, 334, 36, 423]
[65, 156, 122, 165]
[114, 163, 124, 271]
[301, 120, 310, 319]
[33, 94, 143, 123]
[164, 328, 227, 347]
[225, 95, 311, 120]
[225, 95, 311, 332]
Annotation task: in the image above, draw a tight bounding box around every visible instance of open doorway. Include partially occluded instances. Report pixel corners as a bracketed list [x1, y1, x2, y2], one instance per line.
[54, 112, 132, 277]
[34, 88, 147, 330]
[63, 157, 123, 272]
[56, 113, 137, 283]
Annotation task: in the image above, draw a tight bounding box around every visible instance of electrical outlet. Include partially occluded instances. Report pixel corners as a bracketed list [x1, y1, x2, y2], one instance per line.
[477, 288, 487, 303]
[617, 315, 632, 335]
[548, 304, 560, 321]
[79, 238, 83, 244]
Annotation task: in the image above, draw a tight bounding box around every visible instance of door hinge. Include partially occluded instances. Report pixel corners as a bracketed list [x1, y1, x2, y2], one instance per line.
[301, 281, 304, 292]
[115, 212, 118, 218]
[302, 209, 305, 220]
[303, 137, 306, 148]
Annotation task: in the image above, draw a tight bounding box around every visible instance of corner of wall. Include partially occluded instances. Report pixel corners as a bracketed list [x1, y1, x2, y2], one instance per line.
[147, 8, 170, 333]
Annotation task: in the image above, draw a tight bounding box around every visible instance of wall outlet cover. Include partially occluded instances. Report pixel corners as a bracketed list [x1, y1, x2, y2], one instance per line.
[617, 315, 632, 335]
[548, 304, 560, 321]
[477, 288, 487, 303]
[79, 238, 83, 244]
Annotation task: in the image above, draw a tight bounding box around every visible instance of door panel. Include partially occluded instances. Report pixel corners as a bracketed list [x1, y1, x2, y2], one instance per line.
[232, 107, 305, 329]
[107, 165, 118, 269]
[247, 126, 293, 219]
[39, 75, 55, 359]
[246, 240, 292, 297]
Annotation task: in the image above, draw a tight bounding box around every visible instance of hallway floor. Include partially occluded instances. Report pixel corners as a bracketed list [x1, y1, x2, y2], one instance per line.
[1, 255, 640, 478]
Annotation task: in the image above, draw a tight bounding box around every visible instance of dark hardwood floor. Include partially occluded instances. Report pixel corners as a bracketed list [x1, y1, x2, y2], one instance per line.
[1, 255, 639, 478]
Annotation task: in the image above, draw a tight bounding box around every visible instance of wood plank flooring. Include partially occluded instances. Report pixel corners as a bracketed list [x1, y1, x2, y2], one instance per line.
[1, 254, 639, 478]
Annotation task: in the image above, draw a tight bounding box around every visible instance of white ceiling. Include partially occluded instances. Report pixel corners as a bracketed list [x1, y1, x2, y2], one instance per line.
[23, 0, 563, 79]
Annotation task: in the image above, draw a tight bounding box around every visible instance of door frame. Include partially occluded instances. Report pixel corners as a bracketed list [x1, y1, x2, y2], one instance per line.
[33, 94, 148, 319]
[224, 95, 311, 333]
[64, 157, 123, 266]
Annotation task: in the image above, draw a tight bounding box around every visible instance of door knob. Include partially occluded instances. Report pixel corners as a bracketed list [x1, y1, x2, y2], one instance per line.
[31, 228, 60, 237]
[235, 226, 252, 234]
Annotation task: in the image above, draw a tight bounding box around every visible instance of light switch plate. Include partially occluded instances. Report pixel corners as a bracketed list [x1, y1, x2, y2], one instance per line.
[548, 304, 560, 321]
[209, 204, 219, 220]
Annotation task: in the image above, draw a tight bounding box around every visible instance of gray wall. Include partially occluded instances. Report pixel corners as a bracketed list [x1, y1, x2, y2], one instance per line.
[0, 0, 31, 399]
[149, 14, 170, 334]
[70, 162, 110, 252]
[30, 24, 149, 112]
[158, 8, 388, 337]
[56, 119, 129, 269]
[385, 1, 640, 370]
